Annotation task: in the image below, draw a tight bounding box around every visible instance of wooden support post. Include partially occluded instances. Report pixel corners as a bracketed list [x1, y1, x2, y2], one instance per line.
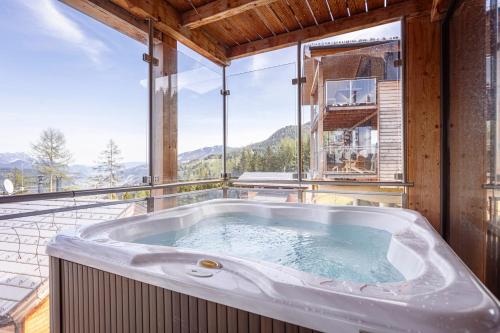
[152, 34, 178, 209]
[406, 13, 442, 231]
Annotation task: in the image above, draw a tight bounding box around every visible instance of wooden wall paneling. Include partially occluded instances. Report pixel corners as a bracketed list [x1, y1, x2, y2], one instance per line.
[447, 0, 488, 281]
[142, 283, 151, 333]
[49, 257, 61, 333]
[198, 298, 208, 333]
[92, 268, 99, 333]
[172, 291, 181, 332]
[207, 301, 218, 333]
[50, 258, 322, 332]
[216, 303, 227, 333]
[116, 276, 123, 333]
[180, 293, 190, 333]
[82, 266, 90, 333]
[128, 278, 136, 333]
[164, 289, 173, 333]
[262, 316, 274, 332]
[406, 13, 442, 231]
[64, 261, 71, 333]
[227, 306, 238, 332]
[135, 281, 142, 333]
[237, 309, 249, 333]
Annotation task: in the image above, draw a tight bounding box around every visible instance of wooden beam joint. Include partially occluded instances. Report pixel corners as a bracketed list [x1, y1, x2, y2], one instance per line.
[109, 0, 229, 65]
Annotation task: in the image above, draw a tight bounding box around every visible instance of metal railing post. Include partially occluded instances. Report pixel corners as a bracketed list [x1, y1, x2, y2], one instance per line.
[147, 18, 155, 187]
[222, 66, 228, 180]
[297, 41, 303, 189]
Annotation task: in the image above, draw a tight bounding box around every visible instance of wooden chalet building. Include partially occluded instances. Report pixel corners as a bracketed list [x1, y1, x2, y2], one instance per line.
[303, 39, 403, 181]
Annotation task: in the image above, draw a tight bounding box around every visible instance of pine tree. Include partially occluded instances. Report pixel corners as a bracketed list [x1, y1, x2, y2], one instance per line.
[93, 140, 123, 189]
[31, 128, 72, 192]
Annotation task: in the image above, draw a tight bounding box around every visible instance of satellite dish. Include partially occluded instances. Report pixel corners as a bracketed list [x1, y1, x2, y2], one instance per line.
[3, 179, 14, 195]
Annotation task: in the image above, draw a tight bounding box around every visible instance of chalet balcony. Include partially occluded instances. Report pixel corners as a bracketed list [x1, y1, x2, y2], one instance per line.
[325, 78, 377, 109]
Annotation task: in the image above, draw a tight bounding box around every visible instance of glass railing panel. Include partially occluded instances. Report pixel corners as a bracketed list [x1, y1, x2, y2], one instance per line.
[152, 44, 223, 184]
[226, 187, 299, 203]
[0, 1, 148, 195]
[304, 187, 404, 208]
[227, 47, 297, 180]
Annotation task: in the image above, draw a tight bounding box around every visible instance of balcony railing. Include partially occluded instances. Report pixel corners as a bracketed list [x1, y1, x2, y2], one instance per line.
[326, 78, 377, 108]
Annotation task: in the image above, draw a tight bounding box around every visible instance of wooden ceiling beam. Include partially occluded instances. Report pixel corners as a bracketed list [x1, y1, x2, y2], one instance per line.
[110, 0, 229, 65]
[60, 0, 158, 44]
[182, 0, 278, 29]
[228, 0, 432, 59]
[430, 0, 452, 22]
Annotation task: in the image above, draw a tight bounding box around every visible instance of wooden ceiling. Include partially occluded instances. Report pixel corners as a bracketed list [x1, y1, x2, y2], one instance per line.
[62, 0, 440, 66]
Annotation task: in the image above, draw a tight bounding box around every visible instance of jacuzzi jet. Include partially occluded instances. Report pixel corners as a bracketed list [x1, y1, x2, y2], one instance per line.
[198, 259, 222, 269]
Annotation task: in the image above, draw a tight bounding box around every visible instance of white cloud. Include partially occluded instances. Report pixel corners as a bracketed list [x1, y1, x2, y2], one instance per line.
[139, 67, 221, 95]
[20, 0, 107, 63]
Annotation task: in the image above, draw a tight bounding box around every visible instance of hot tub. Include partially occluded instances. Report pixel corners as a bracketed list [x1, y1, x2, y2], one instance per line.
[47, 199, 500, 332]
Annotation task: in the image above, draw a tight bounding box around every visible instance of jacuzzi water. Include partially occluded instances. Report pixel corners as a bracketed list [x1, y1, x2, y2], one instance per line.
[134, 212, 405, 284]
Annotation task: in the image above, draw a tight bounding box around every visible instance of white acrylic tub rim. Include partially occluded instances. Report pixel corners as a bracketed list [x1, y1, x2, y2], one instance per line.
[47, 199, 500, 333]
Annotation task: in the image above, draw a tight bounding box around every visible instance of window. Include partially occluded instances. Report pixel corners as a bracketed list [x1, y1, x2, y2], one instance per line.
[326, 78, 377, 107]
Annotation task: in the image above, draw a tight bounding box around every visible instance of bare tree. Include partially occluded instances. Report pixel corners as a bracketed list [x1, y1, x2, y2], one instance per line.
[94, 139, 123, 189]
[31, 128, 72, 192]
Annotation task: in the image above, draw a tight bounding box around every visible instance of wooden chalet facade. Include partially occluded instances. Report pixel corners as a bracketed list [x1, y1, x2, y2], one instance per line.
[303, 40, 403, 181]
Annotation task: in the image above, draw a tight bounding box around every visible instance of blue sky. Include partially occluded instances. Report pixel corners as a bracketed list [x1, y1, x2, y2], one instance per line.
[0, 0, 399, 165]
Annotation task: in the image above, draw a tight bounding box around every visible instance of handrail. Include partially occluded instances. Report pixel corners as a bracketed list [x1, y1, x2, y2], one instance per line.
[230, 178, 413, 187]
[0, 197, 146, 221]
[0, 179, 224, 204]
[228, 186, 403, 196]
[0, 188, 223, 221]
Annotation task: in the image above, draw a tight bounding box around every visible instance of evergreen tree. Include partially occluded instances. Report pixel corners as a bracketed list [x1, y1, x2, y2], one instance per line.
[31, 128, 72, 192]
[93, 139, 123, 189]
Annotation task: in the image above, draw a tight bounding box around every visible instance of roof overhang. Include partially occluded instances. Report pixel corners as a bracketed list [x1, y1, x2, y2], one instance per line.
[58, 0, 436, 66]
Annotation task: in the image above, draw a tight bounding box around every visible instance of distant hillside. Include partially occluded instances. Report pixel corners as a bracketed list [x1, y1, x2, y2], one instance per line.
[0, 152, 34, 169]
[178, 145, 223, 164]
[248, 124, 310, 152]
[0, 123, 309, 190]
[178, 123, 309, 164]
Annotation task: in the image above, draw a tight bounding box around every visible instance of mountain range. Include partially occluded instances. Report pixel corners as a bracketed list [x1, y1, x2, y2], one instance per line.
[0, 123, 309, 186]
[177, 123, 310, 163]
